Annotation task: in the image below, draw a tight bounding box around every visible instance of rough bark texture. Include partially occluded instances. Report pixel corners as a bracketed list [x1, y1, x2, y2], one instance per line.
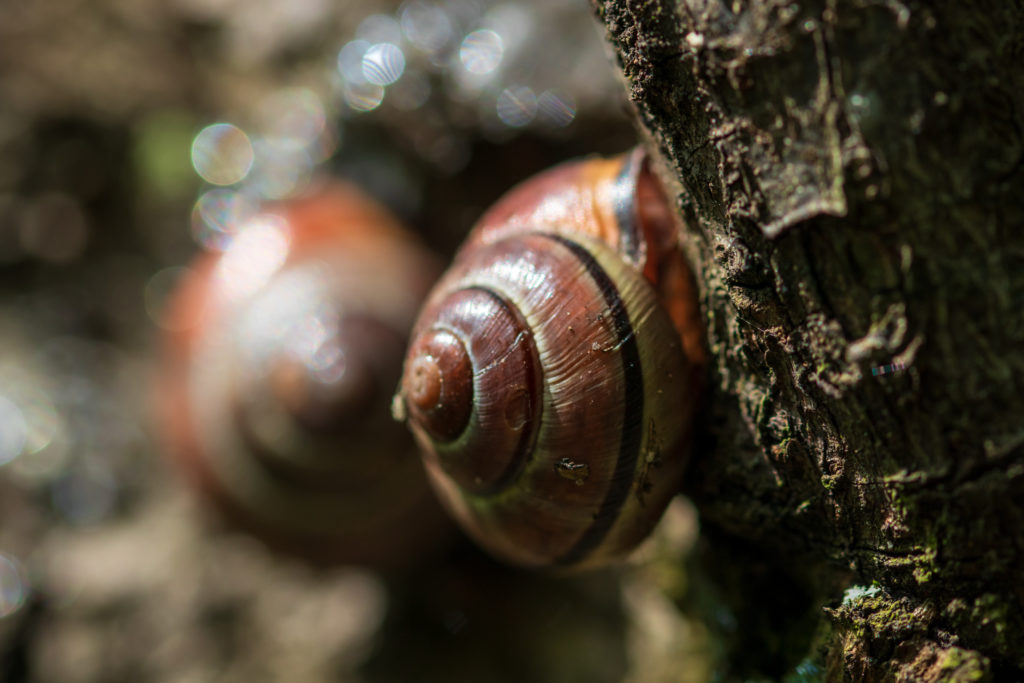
[591, 0, 1024, 680]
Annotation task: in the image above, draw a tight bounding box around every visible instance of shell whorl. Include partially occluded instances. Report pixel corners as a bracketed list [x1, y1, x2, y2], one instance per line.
[158, 182, 448, 566]
[395, 149, 703, 569]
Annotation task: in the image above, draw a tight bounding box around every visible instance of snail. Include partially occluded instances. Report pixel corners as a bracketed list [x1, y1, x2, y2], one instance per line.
[155, 181, 449, 567]
[392, 147, 705, 570]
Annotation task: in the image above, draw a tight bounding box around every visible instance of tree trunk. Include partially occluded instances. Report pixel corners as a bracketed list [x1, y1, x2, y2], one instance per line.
[590, 0, 1024, 680]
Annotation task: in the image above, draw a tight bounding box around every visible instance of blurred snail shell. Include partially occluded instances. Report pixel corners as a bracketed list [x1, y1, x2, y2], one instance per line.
[393, 148, 705, 570]
[156, 181, 448, 567]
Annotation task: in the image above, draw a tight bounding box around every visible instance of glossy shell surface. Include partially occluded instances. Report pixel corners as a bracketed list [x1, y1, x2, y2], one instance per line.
[157, 182, 447, 567]
[396, 149, 704, 569]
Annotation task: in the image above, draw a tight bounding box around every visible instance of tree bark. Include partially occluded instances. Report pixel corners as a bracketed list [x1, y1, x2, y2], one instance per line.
[590, 0, 1024, 680]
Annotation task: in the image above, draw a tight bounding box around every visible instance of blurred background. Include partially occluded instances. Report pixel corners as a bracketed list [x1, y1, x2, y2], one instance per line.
[0, 0, 709, 681]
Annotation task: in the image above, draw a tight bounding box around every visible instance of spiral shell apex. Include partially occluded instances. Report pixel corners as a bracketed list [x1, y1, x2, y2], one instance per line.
[394, 148, 704, 569]
[156, 181, 448, 567]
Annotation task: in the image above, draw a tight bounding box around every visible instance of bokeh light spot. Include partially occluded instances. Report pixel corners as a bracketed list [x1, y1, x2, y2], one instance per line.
[400, 1, 454, 56]
[191, 123, 255, 186]
[337, 40, 372, 84]
[362, 43, 406, 87]
[190, 189, 259, 251]
[536, 89, 577, 128]
[343, 81, 386, 113]
[459, 29, 503, 75]
[496, 86, 537, 128]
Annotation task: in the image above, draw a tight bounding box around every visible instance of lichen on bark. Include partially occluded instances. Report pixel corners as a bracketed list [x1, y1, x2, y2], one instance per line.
[590, 0, 1024, 679]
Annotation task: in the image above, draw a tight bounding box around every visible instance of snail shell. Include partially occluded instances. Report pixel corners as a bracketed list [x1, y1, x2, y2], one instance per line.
[393, 148, 704, 569]
[156, 181, 448, 567]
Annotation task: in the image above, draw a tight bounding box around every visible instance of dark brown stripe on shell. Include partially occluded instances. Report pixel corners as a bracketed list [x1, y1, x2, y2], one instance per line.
[544, 234, 644, 566]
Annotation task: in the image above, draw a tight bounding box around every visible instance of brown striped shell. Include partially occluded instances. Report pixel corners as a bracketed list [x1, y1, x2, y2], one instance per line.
[156, 181, 449, 567]
[393, 148, 704, 569]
